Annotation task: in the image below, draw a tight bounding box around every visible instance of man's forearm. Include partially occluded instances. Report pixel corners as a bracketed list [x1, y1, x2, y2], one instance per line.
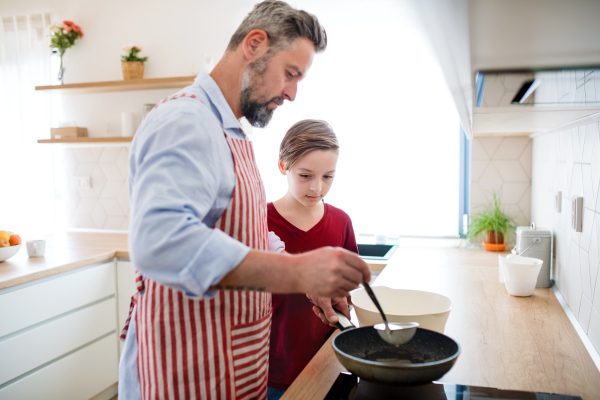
[209, 250, 299, 293]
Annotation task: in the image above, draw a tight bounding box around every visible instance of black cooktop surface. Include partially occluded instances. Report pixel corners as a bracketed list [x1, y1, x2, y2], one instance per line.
[324, 373, 582, 400]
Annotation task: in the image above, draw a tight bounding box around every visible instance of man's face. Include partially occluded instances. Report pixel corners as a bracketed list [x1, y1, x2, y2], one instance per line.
[241, 37, 315, 127]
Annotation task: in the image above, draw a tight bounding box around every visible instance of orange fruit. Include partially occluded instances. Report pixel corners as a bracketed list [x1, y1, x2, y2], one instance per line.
[0, 231, 10, 241]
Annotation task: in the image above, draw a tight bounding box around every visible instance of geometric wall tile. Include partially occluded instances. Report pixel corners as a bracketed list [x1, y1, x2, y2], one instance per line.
[99, 147, 120, 163]
[471, 160, 489, 182]
[116, 148, 129, 178]
[480, 137, 503, 158]
[100, 199, 125, 217]
[494, 160, 531, 182]
[519, 141, 533, 179]
[494, 137, 529, 159]
[572, 126, 583, 163]
[519, 187, 532, 222]
[501, 182, 529, 204]
[591, 131, 600, 205]
[579, 293, 593, 333]
[582, 164, 594, 210]
[588, 308, 600, 354]
[581, 247, 593, 300]
[117, 186, 130, 214]
[104, 216, 126, 230]
[100, 181, 124, 199]
[478, 163, 504, 193]
[74, 147, 95, 163]
[589, 218, 599, 298]
[91, 202, 107, 229]
[99, 162, 123, 181]
[583, 124, 594, 163]
[472, 139, 491, 160]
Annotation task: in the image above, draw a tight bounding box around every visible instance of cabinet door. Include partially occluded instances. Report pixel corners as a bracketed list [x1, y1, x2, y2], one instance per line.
[116, 260, 136, 334]
[0, 261, 116, 338]
[0, 298, 117, 384]
[0, 334, 118, 400]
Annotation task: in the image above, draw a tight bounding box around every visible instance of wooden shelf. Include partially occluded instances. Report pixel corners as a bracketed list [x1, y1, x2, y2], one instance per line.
[34, 76, 196, 94]
[38, 137, 133, 144]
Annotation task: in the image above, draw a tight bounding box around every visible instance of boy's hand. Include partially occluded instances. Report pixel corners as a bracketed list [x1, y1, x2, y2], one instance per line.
[308, 294, 351, 328]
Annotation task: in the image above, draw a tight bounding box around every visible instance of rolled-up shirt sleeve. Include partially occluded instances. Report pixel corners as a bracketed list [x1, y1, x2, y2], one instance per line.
[269, 231, 285, 253]
[128, 102, 249, 298]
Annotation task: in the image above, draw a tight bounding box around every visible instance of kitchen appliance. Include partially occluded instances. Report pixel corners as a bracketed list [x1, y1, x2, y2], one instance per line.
[510, 223, 553, 288]
[331, 310, 460, 386]
[324, 372, 583, 399]
[351, 286, 452, 333]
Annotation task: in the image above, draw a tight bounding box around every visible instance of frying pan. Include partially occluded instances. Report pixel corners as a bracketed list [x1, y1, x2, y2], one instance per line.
[331, 309, 460, 386]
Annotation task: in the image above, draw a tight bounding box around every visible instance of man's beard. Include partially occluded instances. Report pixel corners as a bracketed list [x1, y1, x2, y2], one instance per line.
[240, 57, 284, 128]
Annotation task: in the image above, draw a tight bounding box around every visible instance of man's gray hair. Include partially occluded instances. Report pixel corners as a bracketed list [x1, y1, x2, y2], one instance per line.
[227, 0, 327, 54]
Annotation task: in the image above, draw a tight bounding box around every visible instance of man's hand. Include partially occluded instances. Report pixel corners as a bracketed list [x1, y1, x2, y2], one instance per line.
[293, 247, 370, 298]
[308, 294, 351, 328]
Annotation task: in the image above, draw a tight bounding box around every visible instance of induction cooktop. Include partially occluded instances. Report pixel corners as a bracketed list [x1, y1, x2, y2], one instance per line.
[324, 372, 582, 400]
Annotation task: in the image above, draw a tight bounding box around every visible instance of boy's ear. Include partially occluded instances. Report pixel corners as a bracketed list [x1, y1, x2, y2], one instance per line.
[278, 160, 286, 175]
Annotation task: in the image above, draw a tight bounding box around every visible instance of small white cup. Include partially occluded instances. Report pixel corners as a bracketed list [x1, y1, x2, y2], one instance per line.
[26, 240, 46, 257]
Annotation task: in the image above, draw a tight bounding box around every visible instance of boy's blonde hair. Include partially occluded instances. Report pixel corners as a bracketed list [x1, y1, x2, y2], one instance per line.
[279, 119, 339, 170]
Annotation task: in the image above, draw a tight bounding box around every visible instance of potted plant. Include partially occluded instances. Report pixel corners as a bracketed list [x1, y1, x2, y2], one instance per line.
[467, 192, 516, 251]
[121, 45, 148, 80]
[50, 20, 84, 84]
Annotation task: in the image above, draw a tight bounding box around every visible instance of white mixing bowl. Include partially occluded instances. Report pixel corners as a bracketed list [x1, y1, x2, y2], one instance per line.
[351, 286, 452, 333]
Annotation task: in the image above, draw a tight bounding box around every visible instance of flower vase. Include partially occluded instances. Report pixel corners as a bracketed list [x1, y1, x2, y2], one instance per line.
[57, 50, 65, 85]
[121, 61, 145, 80]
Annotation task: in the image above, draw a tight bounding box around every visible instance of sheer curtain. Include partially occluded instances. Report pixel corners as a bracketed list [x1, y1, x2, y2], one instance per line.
[0, 14, 55, 236]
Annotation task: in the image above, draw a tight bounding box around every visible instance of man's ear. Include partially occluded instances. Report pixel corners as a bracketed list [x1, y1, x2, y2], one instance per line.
[242, 29, 269, 62]
[278, 160, 287, 175]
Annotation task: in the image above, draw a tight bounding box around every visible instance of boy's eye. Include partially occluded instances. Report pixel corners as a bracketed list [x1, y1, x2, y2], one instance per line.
[300, 174, 310, 178]
[324, 175, 334, 179]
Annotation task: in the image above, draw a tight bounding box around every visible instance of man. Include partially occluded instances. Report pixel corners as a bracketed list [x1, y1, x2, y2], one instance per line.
[119, 1, 370, 399]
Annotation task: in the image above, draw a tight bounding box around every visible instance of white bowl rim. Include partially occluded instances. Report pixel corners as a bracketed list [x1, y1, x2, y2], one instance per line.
[351, 286, 453, 316]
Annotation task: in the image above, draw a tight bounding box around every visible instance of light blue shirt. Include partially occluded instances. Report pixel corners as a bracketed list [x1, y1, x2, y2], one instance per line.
[119, 73, 283, 399]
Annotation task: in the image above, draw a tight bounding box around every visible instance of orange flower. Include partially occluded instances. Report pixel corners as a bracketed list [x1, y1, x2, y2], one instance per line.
[62, 22, 72, 31]
[72, 24, 81, 32]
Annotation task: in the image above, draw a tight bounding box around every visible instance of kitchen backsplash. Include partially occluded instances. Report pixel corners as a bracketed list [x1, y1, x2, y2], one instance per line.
[471, 136, 532, 241]
[531, 119, 600, 353]
[53, 146, 130, 231]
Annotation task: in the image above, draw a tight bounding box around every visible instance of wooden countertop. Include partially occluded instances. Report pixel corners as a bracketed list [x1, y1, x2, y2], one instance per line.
[283, 246, 600, 400]
[0, 232, 129, 290]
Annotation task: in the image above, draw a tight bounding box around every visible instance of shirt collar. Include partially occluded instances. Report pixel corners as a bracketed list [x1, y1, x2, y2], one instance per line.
[194, 72, 242, 132]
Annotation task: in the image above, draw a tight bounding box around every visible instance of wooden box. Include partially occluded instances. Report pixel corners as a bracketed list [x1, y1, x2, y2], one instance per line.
[50, 127, 88, 139]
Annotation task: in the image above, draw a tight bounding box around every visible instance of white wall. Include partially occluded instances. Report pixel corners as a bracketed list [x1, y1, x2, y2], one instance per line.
[531, 114, 600, 354]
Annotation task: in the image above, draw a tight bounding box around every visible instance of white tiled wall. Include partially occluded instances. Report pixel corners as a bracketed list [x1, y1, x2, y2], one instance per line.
[471, 137, 532, 242]
[53, 146, 130, 231]
[531, 119, 600, 352]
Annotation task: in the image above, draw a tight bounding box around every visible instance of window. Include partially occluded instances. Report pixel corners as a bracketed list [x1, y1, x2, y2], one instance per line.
[252, 0, 461, 237]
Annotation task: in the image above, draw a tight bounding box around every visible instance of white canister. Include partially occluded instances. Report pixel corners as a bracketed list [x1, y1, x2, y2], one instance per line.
[514, 224, 552, 288]
[121, 112, 135, 137]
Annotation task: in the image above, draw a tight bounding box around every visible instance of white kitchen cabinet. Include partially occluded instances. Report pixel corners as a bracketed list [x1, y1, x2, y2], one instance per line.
[411, 0, 600, 137]
[0, 260, 119, 400]
[116, 259, 137, 353]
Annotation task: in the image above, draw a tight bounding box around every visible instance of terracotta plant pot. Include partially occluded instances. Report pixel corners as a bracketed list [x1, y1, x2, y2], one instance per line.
[121, 61, 145, 80]
[484, 231, 504, 244]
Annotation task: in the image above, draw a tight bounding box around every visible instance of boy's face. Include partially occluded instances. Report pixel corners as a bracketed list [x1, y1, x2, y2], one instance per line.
[281, 149, 338, 208]
[241, 37, 315, 127]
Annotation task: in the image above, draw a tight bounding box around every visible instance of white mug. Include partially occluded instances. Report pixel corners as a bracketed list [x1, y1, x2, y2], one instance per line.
[26, 240, 46, 257]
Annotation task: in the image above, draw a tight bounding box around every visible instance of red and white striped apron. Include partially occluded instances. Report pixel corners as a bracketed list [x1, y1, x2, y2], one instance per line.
[123, 93, 272, 400]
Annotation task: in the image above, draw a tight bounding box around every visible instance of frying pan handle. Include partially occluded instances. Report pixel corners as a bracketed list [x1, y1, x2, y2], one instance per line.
[310, 299, 356, 331]
[334, 308, 355, 331]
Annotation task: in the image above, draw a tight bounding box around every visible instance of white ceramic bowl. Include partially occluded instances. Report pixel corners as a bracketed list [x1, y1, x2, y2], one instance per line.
[351, 286, 452, 333]
[0, 244, 21, 262]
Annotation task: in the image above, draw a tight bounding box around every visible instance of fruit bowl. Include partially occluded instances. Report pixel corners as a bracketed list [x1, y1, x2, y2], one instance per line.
[0, 244, 21, 262]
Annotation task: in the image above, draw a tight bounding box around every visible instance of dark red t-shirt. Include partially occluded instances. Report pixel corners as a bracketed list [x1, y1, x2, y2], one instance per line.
[267, 202, 358, 390]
